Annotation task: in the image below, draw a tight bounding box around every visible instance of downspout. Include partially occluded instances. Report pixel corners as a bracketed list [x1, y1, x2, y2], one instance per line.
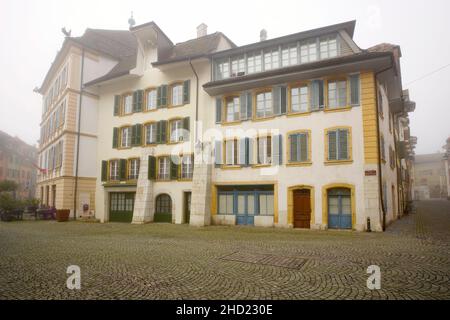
[374, 61, 394, 232]
[189, 59, 200, 144]
[73, 48, 85, 220]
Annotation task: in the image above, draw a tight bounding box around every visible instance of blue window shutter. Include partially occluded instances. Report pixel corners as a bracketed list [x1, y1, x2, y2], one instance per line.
[240, 93, 247, 120]
[280, 86, 287, 114]
[246, 92, 253, 119]
[350, 74, 360, 106]
[214, 140, 223, 167]
[272, 134, 283, 165]
[215, 97, 222, 124]
[273, 86, 281, 115]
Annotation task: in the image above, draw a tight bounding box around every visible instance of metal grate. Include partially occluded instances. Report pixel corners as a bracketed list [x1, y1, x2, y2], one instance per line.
[221, 252, 308, 270]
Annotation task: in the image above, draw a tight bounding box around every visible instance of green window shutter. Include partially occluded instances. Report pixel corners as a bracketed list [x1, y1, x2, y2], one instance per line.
[183, 80, 191, 104]
[161, 85, 168, 107]
[280, 86, 287, 114]
[214, 140, 223, 167]
[299, 133, 308, 162]
[112, 127, 119, 148]
[135, 90, 143, 112]
[328, 130, 337, 160]
[119, 159, 127, 181]
[240, 93, 247, 120]
[156, 121, 162, 143]
[350, 74, 360, 106]
[160, 120, 167, 143]
[132, 91, 138, 113]
[183, 117, 190, 142]
[131, 124, 136, 146]
[246, 92, 253, 119]
[215, 97, 222, 124]
[290, 134, 298, 162]
[135, 124, 142, 146]
[170, 156, 179, 180]
[338, 129, 349, 160]
[157, 86, 162, 108]
[114, 95, 120, 116]
[148, 156, 156, 180]
[101, 161, 108, 182]
[272, 134, 283, 165]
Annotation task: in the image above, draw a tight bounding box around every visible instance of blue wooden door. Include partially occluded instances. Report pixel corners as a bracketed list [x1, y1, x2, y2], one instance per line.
[328, 189, 352, 229]
[236, 193, 255, 226]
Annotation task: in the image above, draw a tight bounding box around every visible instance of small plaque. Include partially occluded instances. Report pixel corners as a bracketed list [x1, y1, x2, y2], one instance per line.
[365, 170, 377, 176]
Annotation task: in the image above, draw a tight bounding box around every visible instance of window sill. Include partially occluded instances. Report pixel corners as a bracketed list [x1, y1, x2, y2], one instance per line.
[221, 165, 242, 170]
[287, 111, 312, 118]
[168, 103, 187, 109]
[221, 120, 242, 126]
[324, 106, 352, 113]
[155, 178, 172, 182]
[167, 141, 184, 145]
[143, 108, 158, 113]
[252, 164, 272, 168]
[178, 178, 193, 182]
[286, 162, 312, 167]
[252, 116, 276, 122]
[118, 146, 132, 150]
[324, 160, 354, 166]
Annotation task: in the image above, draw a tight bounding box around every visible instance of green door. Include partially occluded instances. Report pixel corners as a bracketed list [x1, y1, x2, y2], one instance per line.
[110, 192, 135, 223]
[154, 194, 172, 223]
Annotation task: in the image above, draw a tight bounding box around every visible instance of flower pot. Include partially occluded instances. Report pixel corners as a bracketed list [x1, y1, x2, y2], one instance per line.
[56, 209, 70, 222]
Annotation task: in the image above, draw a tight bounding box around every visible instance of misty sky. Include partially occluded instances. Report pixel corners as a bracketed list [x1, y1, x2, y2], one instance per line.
[0, 0, 449, 154]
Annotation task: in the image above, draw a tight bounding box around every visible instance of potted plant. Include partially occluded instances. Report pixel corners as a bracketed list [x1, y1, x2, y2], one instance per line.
[56, 209, 70, 222]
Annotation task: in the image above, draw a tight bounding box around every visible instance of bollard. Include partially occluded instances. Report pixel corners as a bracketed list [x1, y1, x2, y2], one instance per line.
[367, 217, 372, 232]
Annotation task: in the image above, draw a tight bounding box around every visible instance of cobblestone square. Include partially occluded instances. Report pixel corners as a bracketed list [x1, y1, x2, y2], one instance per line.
[0, 201, 449, 300]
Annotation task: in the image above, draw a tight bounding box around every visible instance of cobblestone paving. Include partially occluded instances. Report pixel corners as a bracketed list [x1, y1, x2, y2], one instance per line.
[0, 201, 449, 300]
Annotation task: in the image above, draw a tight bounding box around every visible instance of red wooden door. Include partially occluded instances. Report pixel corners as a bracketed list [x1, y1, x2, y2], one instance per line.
[293, 189, 311, 229]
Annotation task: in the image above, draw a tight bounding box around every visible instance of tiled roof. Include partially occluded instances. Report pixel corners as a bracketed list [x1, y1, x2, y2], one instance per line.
[367, 43, 400, 53]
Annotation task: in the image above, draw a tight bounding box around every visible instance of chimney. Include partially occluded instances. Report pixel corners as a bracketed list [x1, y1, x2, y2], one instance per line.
[260, 29, 267, 42]
[197, 23, 207, 38]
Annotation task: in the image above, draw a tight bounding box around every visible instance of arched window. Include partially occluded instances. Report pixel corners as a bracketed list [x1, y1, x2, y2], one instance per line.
[154, 194, 172, 223]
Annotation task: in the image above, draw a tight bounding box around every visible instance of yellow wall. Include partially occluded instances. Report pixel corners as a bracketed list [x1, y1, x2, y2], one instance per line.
[361, 71, 379, 164]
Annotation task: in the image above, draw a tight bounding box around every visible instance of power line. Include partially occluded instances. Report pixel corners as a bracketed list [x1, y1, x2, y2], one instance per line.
[405, 63, 450, 86]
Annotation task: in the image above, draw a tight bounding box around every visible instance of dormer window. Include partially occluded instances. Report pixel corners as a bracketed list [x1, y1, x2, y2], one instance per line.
[300, 40, 318, 63]
[231, 56, 245, 77]
[320, 36, 338, 59]
[281, 44, 298, 67]
[264, 48, 279, 71]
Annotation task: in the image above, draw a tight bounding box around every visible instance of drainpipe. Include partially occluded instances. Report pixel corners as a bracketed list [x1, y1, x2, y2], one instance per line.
[189, 59, 200, 145]
[73, 48, 85, 220]
[375, 61, 394, 232]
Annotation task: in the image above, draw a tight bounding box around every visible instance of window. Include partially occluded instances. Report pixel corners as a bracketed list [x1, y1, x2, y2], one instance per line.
[158, 157, 170, 180]
[291, 85, 309, 113]
[259, 194, 274, 216]
[145, 123, 157, 145]
[389, 146, 396, 169]
[155, 194, 172, 214]
[377, 88, 384, 116]
[109, 160, 119, 181]
[328, 80, 347, 109]
[300, 40, 318, 63]
[225, 96, 240, 122]
[169, 119, 184, 143]
[128, 158, 140, 180]
[264, 48, 279, 71]
[121, 127, 132, 148]
[327, 128, 350, 161]
[320, 36, 338, 59]
[146, 89, 157, 111]
[289, 132, 309, 163]
[123, 94, 133, 114]
[281, 44, 298, 67]
[218, 193, 234, 215]
[231, 56, 245, 76]
[225, 139, 238, 166]
[171, 84, 183, 106]
[246, 52, 262, 74]
[216, 59, 230, 80]
[257, 136, 272, 165]
[181, 154, 194, 180]
[256, 91, 273, 118]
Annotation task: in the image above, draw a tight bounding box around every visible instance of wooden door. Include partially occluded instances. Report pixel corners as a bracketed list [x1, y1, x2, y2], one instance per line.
[293, 189, 311, 229]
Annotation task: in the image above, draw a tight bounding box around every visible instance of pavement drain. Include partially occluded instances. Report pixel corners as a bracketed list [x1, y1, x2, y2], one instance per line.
[221, 252, 308, 270]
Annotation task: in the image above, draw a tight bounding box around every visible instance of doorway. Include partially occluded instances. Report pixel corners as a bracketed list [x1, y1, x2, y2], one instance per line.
[293, 189, 311, 229]
[327, 188, 352, 229]
[184, 192, 191, 224]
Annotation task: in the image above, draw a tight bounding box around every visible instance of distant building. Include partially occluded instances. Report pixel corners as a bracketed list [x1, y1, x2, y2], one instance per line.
[443, 137, 450, 199]
[0, 131, 37, 199]
[413, 153, 448, 200]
